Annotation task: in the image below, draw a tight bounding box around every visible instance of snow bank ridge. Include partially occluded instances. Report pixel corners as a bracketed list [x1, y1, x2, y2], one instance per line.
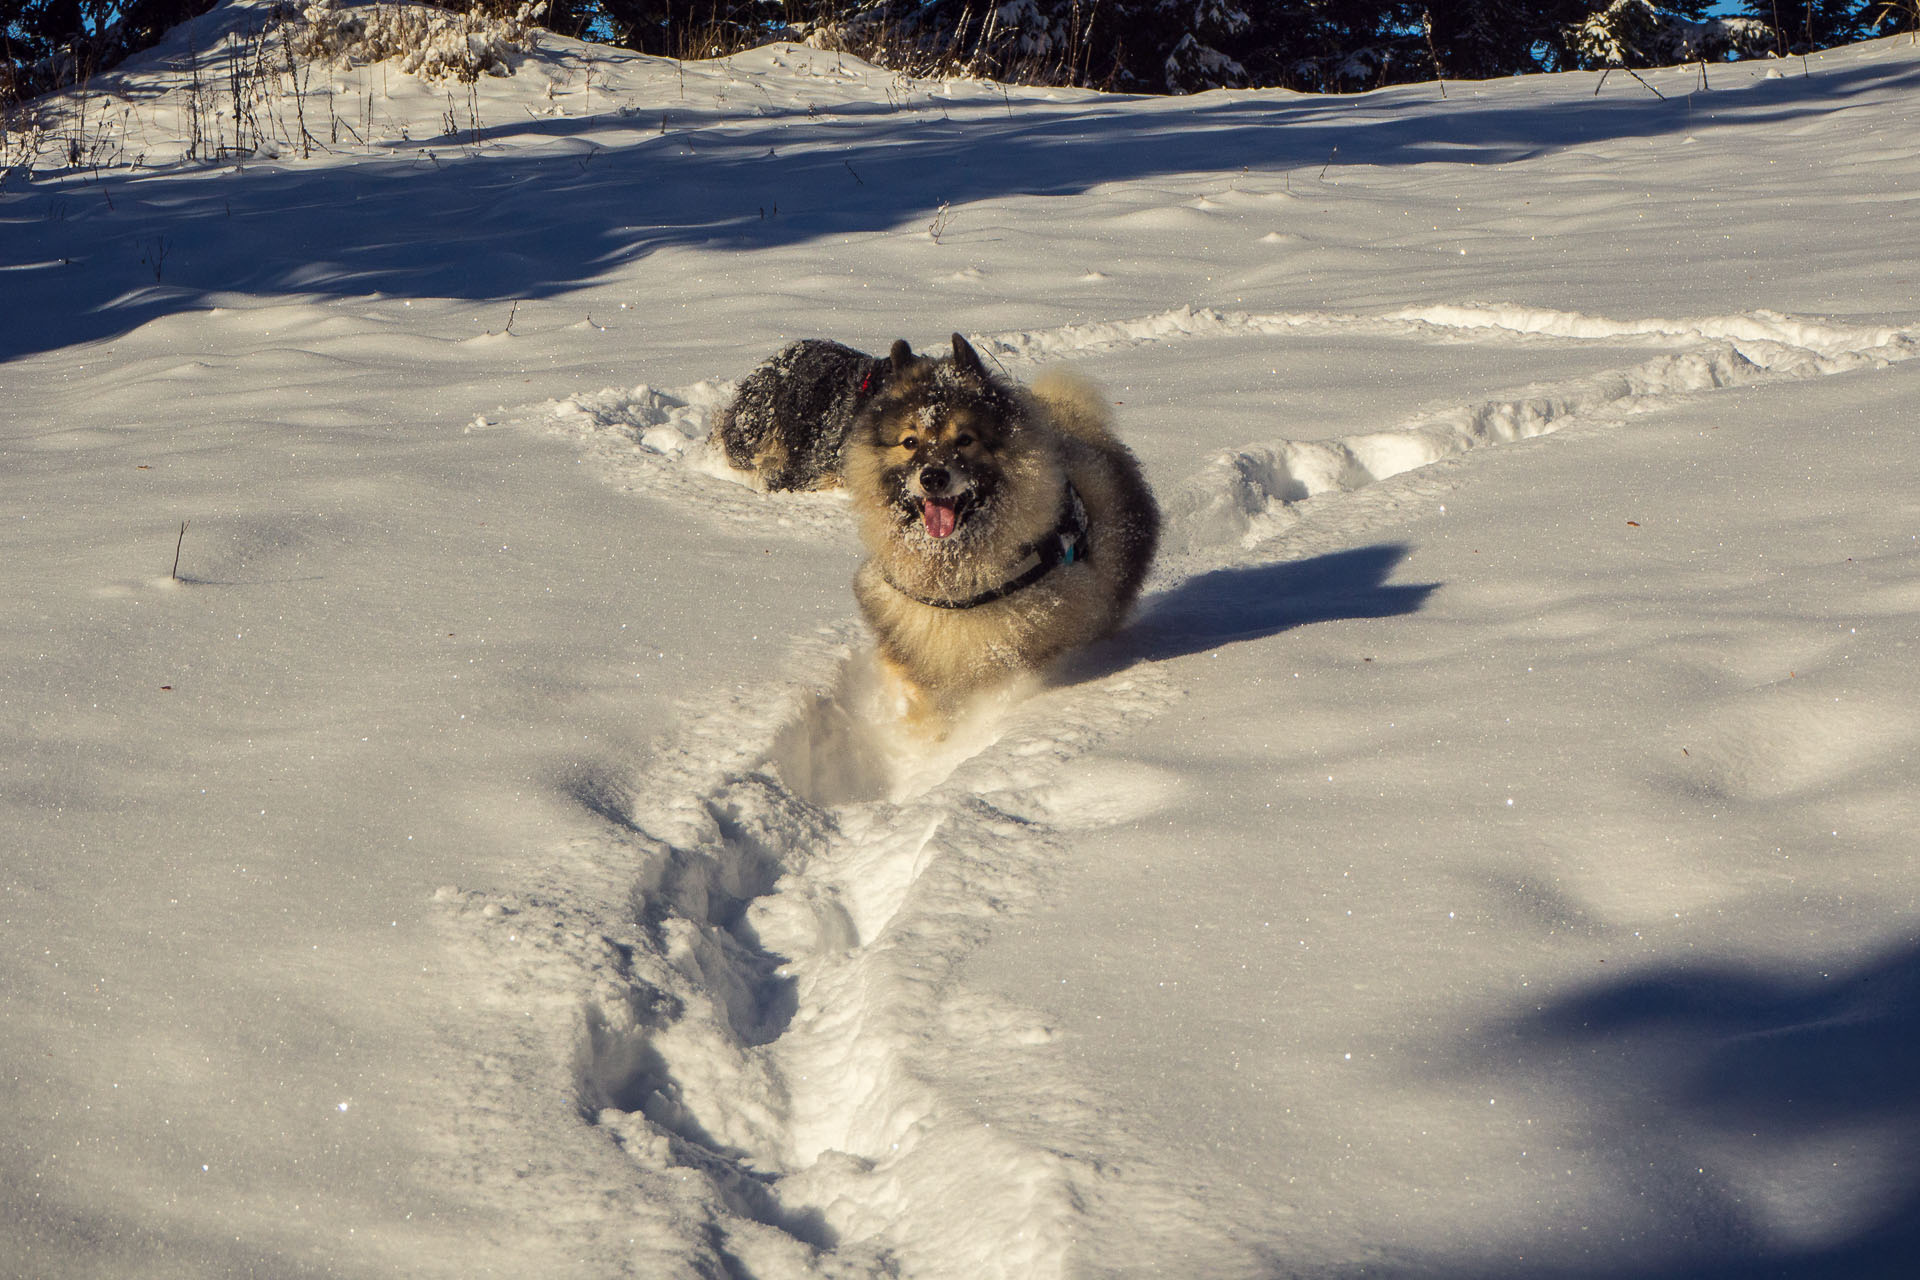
[1028, 303, 1918, 560]
[981, 301, 1913, 366]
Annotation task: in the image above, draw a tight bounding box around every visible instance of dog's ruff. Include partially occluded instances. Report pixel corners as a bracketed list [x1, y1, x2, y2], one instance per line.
[843, 333, 1160, 718]
[879, 484, 1089, 610]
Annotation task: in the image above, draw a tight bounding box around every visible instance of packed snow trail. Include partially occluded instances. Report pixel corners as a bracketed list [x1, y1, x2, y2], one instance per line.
[441, 629, 1177, 1277]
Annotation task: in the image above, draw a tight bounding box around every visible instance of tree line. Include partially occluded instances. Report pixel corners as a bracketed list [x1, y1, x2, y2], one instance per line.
[5, 0, 1915, 106]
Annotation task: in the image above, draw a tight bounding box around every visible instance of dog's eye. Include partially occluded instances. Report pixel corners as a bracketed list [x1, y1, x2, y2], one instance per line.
[954, 433, 974, 448]
[898, 435, 918, 450]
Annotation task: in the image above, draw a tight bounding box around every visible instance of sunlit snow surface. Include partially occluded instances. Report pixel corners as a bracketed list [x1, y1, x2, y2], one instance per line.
[5, 4, 1920, 1275]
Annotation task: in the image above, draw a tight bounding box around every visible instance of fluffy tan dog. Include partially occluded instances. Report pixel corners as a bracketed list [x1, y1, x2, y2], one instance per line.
[842, 334, 1159, 721]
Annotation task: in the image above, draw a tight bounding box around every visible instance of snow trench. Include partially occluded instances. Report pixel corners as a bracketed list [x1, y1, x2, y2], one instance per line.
[466, 301, 1916, 1276]
[553, 637, 1174, 1278]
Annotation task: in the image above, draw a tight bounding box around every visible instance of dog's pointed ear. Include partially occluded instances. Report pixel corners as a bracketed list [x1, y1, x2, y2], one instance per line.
[951, 333, 987, 380]
[889, 339, 915, 369]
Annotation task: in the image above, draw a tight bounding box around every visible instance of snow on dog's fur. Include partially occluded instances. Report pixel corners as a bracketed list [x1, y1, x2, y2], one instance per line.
[710, 338, 892, 491]
[844, 334, 1159, 723]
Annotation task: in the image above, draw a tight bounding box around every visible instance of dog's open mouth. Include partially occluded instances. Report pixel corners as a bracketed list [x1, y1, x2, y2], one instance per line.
[916, 493, 972, 540]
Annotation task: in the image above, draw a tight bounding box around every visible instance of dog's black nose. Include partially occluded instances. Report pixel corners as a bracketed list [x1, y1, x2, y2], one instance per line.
[918, 466, 950, 495]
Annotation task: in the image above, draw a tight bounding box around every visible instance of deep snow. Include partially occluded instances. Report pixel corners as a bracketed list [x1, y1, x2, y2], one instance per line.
[4, 5, 1919, 1276]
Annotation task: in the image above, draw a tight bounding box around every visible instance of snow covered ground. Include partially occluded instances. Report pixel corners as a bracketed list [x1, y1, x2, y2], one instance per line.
[4, 5, 1919, 1275]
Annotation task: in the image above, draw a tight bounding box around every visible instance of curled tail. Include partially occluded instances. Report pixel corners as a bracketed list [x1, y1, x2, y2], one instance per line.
[1031, 367, 1160, 617]
[1029, 367, 1124, 450]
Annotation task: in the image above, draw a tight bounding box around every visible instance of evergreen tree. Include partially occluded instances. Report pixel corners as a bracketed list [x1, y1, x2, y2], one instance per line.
[1737, 0, 1865, 51]
[1567, 0, 1773, 67]
[4, 0, 218, 102]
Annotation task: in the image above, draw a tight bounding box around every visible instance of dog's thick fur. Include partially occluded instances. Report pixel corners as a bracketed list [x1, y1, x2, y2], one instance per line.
[844, 333, 1159, 716]
[711, 338, 891, 491]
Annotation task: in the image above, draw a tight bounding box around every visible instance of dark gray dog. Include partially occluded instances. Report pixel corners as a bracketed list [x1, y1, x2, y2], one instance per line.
[710, 339, 894, 491]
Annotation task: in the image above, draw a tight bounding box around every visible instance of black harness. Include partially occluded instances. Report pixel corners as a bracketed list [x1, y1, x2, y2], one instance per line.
[887, 486, 1090, 610]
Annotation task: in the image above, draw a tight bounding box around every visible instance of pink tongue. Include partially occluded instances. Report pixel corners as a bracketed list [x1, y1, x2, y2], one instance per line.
[923, 500, 958, 539]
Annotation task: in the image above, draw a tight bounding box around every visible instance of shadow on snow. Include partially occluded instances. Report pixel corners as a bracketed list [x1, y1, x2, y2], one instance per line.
[1126, 542, 1438, 663]
[4, 46, 1918, 360]
[1350, 941, 1920, 1280]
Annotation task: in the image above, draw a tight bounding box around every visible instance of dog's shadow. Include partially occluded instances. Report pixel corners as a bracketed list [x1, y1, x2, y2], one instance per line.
[1068, 543, 1437, 681]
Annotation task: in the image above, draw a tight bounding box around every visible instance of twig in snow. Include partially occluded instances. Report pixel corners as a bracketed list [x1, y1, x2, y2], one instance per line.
[1422, 9, 1447, 99]
[1626, 68, 1666, 99]
[1318, 145, 1339, 180]
[171, 520, 190, 581]
[140, 234, 171, 283]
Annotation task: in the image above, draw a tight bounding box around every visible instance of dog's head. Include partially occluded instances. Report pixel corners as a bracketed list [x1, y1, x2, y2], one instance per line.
[853, 333, 1027, 544]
